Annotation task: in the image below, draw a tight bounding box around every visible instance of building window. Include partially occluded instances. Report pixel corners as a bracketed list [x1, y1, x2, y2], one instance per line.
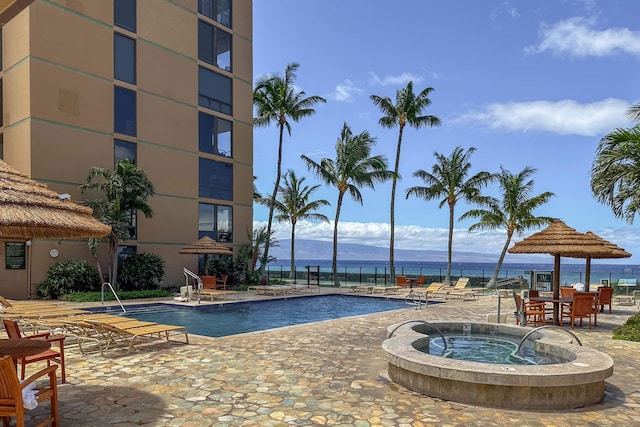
[198, 20, 231, 72]
[114, 86, 136, 136]
[198, 0, 231, 28]
[114, 0, 136, 32]
[117, 245, 137, 265]
[199, 112, 232, 157]
[199, 157, 232, 200]
[114, 139, 137, 166]
[198, 67, 232, 115]
[125, 209, 137, 240]
[199, 203, 233, 242]
[114, 33, 136, 84]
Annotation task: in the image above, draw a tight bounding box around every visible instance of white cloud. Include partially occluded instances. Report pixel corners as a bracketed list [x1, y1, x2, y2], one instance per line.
[456, 98, 632, 136]
[326, 79, 364, 102]
[369, 72, 422, 86]
[254, 220, 640, 262]
[526, 17, 640, 57]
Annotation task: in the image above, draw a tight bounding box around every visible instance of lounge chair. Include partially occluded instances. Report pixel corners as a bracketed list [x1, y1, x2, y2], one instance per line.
[445, 278, 478, 300]
[248, 285, 293, 296]
[0, 355, 59, 427]
[199, 276, 236, 301]
[83, 319, 189, 355]
[372, 286, 401, 295]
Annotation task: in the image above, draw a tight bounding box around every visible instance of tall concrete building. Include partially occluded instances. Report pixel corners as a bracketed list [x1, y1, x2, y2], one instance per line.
[0, 0, 253, 298]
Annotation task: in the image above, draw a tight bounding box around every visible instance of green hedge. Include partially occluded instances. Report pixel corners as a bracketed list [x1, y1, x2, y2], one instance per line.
[613, 312, 640, 341]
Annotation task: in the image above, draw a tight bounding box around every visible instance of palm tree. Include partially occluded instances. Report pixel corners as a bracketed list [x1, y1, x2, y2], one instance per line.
[301, 123, 393, 286]
[260, 170, 330, 280]
[405, 147, 493, 283]
[253, 63, 326, 276]
[370, 81, 440, 279]
[591, 102, 640, 222]
[460, 166, 555, 287]
[81, 159, 155, 287]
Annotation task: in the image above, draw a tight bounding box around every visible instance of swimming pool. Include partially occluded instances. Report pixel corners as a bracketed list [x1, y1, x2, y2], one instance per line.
[118, 295, 409, 338]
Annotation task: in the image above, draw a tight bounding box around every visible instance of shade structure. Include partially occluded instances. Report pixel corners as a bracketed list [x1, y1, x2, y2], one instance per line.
[508, 219, 632, 322]
[583, 231, 631, 289]
[0, 159, 111, 240]
[179, 236, 233, 255]
[179, 236, 233, 274]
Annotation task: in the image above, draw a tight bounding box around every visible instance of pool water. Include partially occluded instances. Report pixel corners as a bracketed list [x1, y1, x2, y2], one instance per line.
[119, 295, 409, 338]
[423, 334, 565, 365]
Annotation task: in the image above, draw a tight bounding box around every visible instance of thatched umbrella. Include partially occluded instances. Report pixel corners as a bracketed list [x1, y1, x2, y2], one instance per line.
[508, 220, 630, 323]
[179, 236, 232, 274]
[583, 231, 631, 290]
[0, 159, 111, 239]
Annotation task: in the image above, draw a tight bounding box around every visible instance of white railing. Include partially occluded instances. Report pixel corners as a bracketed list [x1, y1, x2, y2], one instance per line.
[101, 282, 126, 313]
[183, 268, 203, 303]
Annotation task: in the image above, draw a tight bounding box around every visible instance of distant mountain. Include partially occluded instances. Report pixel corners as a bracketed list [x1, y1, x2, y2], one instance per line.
[270, 239, 546, 263]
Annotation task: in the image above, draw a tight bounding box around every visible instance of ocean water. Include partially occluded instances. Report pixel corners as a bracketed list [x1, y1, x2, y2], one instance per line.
[265, 259, 640, 287]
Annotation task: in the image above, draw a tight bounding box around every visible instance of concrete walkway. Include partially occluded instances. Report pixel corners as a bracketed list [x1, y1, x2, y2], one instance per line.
[9, 291, 640, 426]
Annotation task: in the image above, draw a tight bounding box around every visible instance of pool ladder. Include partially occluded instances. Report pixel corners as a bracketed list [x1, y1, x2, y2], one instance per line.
[387, 320, 447, 352]
[404, 290, 428, 309]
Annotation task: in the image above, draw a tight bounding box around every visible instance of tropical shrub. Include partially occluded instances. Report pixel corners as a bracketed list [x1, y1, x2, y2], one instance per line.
[117, 253, 165, 291]
[35, 259, 101, 299]
[613, 313, 640, 341]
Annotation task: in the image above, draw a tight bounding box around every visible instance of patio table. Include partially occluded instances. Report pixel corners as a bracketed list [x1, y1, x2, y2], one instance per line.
[0, 338, 51, 370]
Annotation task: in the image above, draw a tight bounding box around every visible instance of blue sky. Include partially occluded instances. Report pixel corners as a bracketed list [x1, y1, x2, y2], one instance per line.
[251, 0, 640, 263]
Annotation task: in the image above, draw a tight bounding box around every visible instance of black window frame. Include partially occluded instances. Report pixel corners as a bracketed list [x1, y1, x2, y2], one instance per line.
[198, 0, 232, 28]
[198, 157, 233, 201]
[198, 67, 232, 115]
[114, 0, 137, 32]
[114, 32, 136, 84]
[114, 139, 137, 166]
[198, 20, 232, 72]
[114, 86, 137, 136]
[198, 202, 233, 242]
[198, 112, 232, 158]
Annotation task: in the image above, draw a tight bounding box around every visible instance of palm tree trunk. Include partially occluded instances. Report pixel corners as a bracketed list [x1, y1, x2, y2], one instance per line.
[261, 124, 285, 276]
[446, 203, 454, 283]
[333, 192, 345, 286]
[109, 236, 118, 289]
[390, 125, 404, 279]
[488, 232, 513, 288]
[289, 222, 296, 281]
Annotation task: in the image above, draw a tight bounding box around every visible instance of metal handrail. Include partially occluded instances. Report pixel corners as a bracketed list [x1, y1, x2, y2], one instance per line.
[516, 325, 582, 354]
[387, 320, 447, 352]
[101, 282, 126, 313]
[183, 268, 203, 303]
[404, 291, 428, 309]
[490, 276, 524, 324]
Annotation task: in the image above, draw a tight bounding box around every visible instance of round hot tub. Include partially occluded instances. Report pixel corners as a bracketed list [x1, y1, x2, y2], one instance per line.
[382, 321, 613, 410]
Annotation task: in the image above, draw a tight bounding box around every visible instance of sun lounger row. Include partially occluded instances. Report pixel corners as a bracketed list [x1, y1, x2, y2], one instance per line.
[249, 284, 321, 296]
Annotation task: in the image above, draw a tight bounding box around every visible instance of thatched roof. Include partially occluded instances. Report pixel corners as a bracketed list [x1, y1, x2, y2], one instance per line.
[508, 220, 629, 259]
[0, 159, 111, 239]
[179, 236, 233, 255]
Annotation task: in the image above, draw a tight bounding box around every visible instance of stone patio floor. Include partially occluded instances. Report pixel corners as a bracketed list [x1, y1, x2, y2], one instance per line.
[7, 290, 640, 426]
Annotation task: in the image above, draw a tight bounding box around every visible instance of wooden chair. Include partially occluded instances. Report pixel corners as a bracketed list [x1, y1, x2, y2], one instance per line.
[216, 275, 229, 290]
[560, 293, 594, 329]
[2, 319, 66, 384]
[528, 289, 539, 298]
[597, 286, 613, 314]
[395, 276, 408, 288]
[0, 355, 59, 427]
[201, 276, 216, 289]
[514, 294, 546, 326]
[414, 276, 426, 287]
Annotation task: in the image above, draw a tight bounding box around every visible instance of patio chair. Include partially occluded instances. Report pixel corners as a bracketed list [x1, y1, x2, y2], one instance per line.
[597, 286, 613, 313]
[513, 293, 546, 326]
[560, 293, 594, 329]
[216, 275, 229, 290]
[0, 355, 59, 427]
[2, 318, 66, 384]
[395, 276, 408, 288]
[446, 278, 477, 300]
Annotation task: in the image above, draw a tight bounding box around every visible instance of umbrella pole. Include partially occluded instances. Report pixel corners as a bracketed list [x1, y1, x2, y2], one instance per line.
[553, 255, 561, 324]
[585, 257, 592, 292]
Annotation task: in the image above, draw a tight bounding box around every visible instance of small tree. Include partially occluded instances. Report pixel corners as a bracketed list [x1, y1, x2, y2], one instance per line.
[81, 159, 155, 288]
